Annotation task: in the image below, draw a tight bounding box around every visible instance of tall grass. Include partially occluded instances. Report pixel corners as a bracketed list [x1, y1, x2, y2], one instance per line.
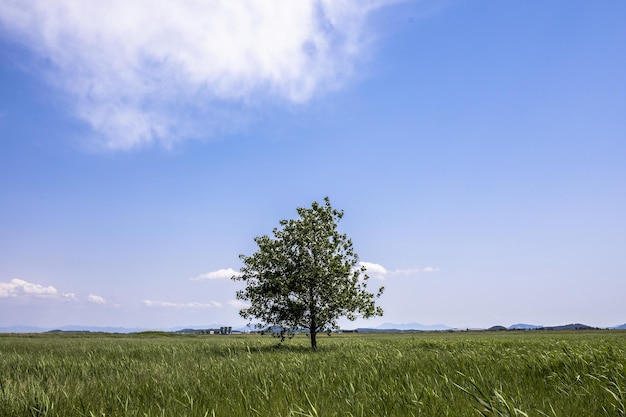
[1, 331, 624, 416]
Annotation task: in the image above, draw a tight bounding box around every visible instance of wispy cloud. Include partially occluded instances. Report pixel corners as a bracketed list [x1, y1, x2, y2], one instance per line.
[0, 279, 106, 304]
[227, 299, 250, 309]
[87, 294, 107, 304]
[192, 268, 240, 281]
[0, 0, 396, 150]
[359, 262, 439, 279]
[143, 300, 222, 309]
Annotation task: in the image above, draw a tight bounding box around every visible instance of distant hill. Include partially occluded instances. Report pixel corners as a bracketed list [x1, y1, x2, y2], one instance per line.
[55, 325, 148, 333]
[2, 321, 621, 334]
[355, 328, 401, 333]
[351, 323, 451, 332]
[0, 325, 151, 333]
[543, 323, 596, 331]
[377, 322, 451, 331]
[0, 325, 47, 333]
[508, 323, 542, 330]
[0, 325, 227, 334]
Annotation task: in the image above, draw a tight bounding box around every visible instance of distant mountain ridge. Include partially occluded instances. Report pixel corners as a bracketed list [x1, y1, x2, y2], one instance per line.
[542, 323, 597, 331]
[2, 321, 624, 333]
[0, 324, 228, 334]
[376, 322, 451, 331]
[0, 326, 48, 333]
[508, 323, 542, 330]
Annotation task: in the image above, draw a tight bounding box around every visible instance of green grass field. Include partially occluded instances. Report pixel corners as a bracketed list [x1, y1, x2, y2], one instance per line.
[1, 331, 625, 416]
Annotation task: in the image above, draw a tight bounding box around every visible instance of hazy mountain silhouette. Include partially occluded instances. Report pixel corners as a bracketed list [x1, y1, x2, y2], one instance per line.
[1, 321, 622, 333]
[376, 322, 451, 331]
[508, 323, 542, 330]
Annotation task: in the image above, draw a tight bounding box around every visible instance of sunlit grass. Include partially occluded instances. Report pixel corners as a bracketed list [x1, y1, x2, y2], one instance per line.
[1, 331, 624, 416]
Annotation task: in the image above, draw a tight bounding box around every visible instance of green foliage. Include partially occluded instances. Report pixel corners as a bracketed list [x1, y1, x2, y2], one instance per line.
[233, 197, 383, 349]
[1, 331, 625, 417]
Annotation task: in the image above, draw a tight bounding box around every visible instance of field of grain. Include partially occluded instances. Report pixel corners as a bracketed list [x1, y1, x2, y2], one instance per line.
[1, 331, 625, 416]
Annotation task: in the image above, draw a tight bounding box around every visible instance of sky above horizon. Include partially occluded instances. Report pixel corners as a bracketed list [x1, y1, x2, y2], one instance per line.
[1, 0, 625, 330]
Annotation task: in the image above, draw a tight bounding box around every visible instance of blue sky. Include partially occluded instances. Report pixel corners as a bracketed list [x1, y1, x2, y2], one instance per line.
[1, 0, 625, 330]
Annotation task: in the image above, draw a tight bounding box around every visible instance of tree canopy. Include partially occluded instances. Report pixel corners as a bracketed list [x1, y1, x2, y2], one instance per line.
[233, 197, 384, 350]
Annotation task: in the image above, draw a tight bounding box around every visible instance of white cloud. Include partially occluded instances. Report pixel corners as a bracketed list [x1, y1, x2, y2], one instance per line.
[87, 294, 106, 304]
[0, 279, 106, 304]
[0, 0, 396, 150]
[357, 263, 440, 279]
[388, 266, 439, 275]
[228, 299, 250, 309]
[192, 268, 240, 281]
[390, 267, 422, 275]
[359, 262, 388, 279]
[0, 279, 58, 298]
[143, 300, 222, 309]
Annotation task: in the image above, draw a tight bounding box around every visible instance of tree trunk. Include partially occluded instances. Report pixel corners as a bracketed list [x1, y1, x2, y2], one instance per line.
[309, 285, 318, 350]
[310, 312, 317, 351]
[310, 327, 317, 350]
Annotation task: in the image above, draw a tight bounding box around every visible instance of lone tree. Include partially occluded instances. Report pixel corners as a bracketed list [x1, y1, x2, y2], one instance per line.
[232, 197, 384, 350]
